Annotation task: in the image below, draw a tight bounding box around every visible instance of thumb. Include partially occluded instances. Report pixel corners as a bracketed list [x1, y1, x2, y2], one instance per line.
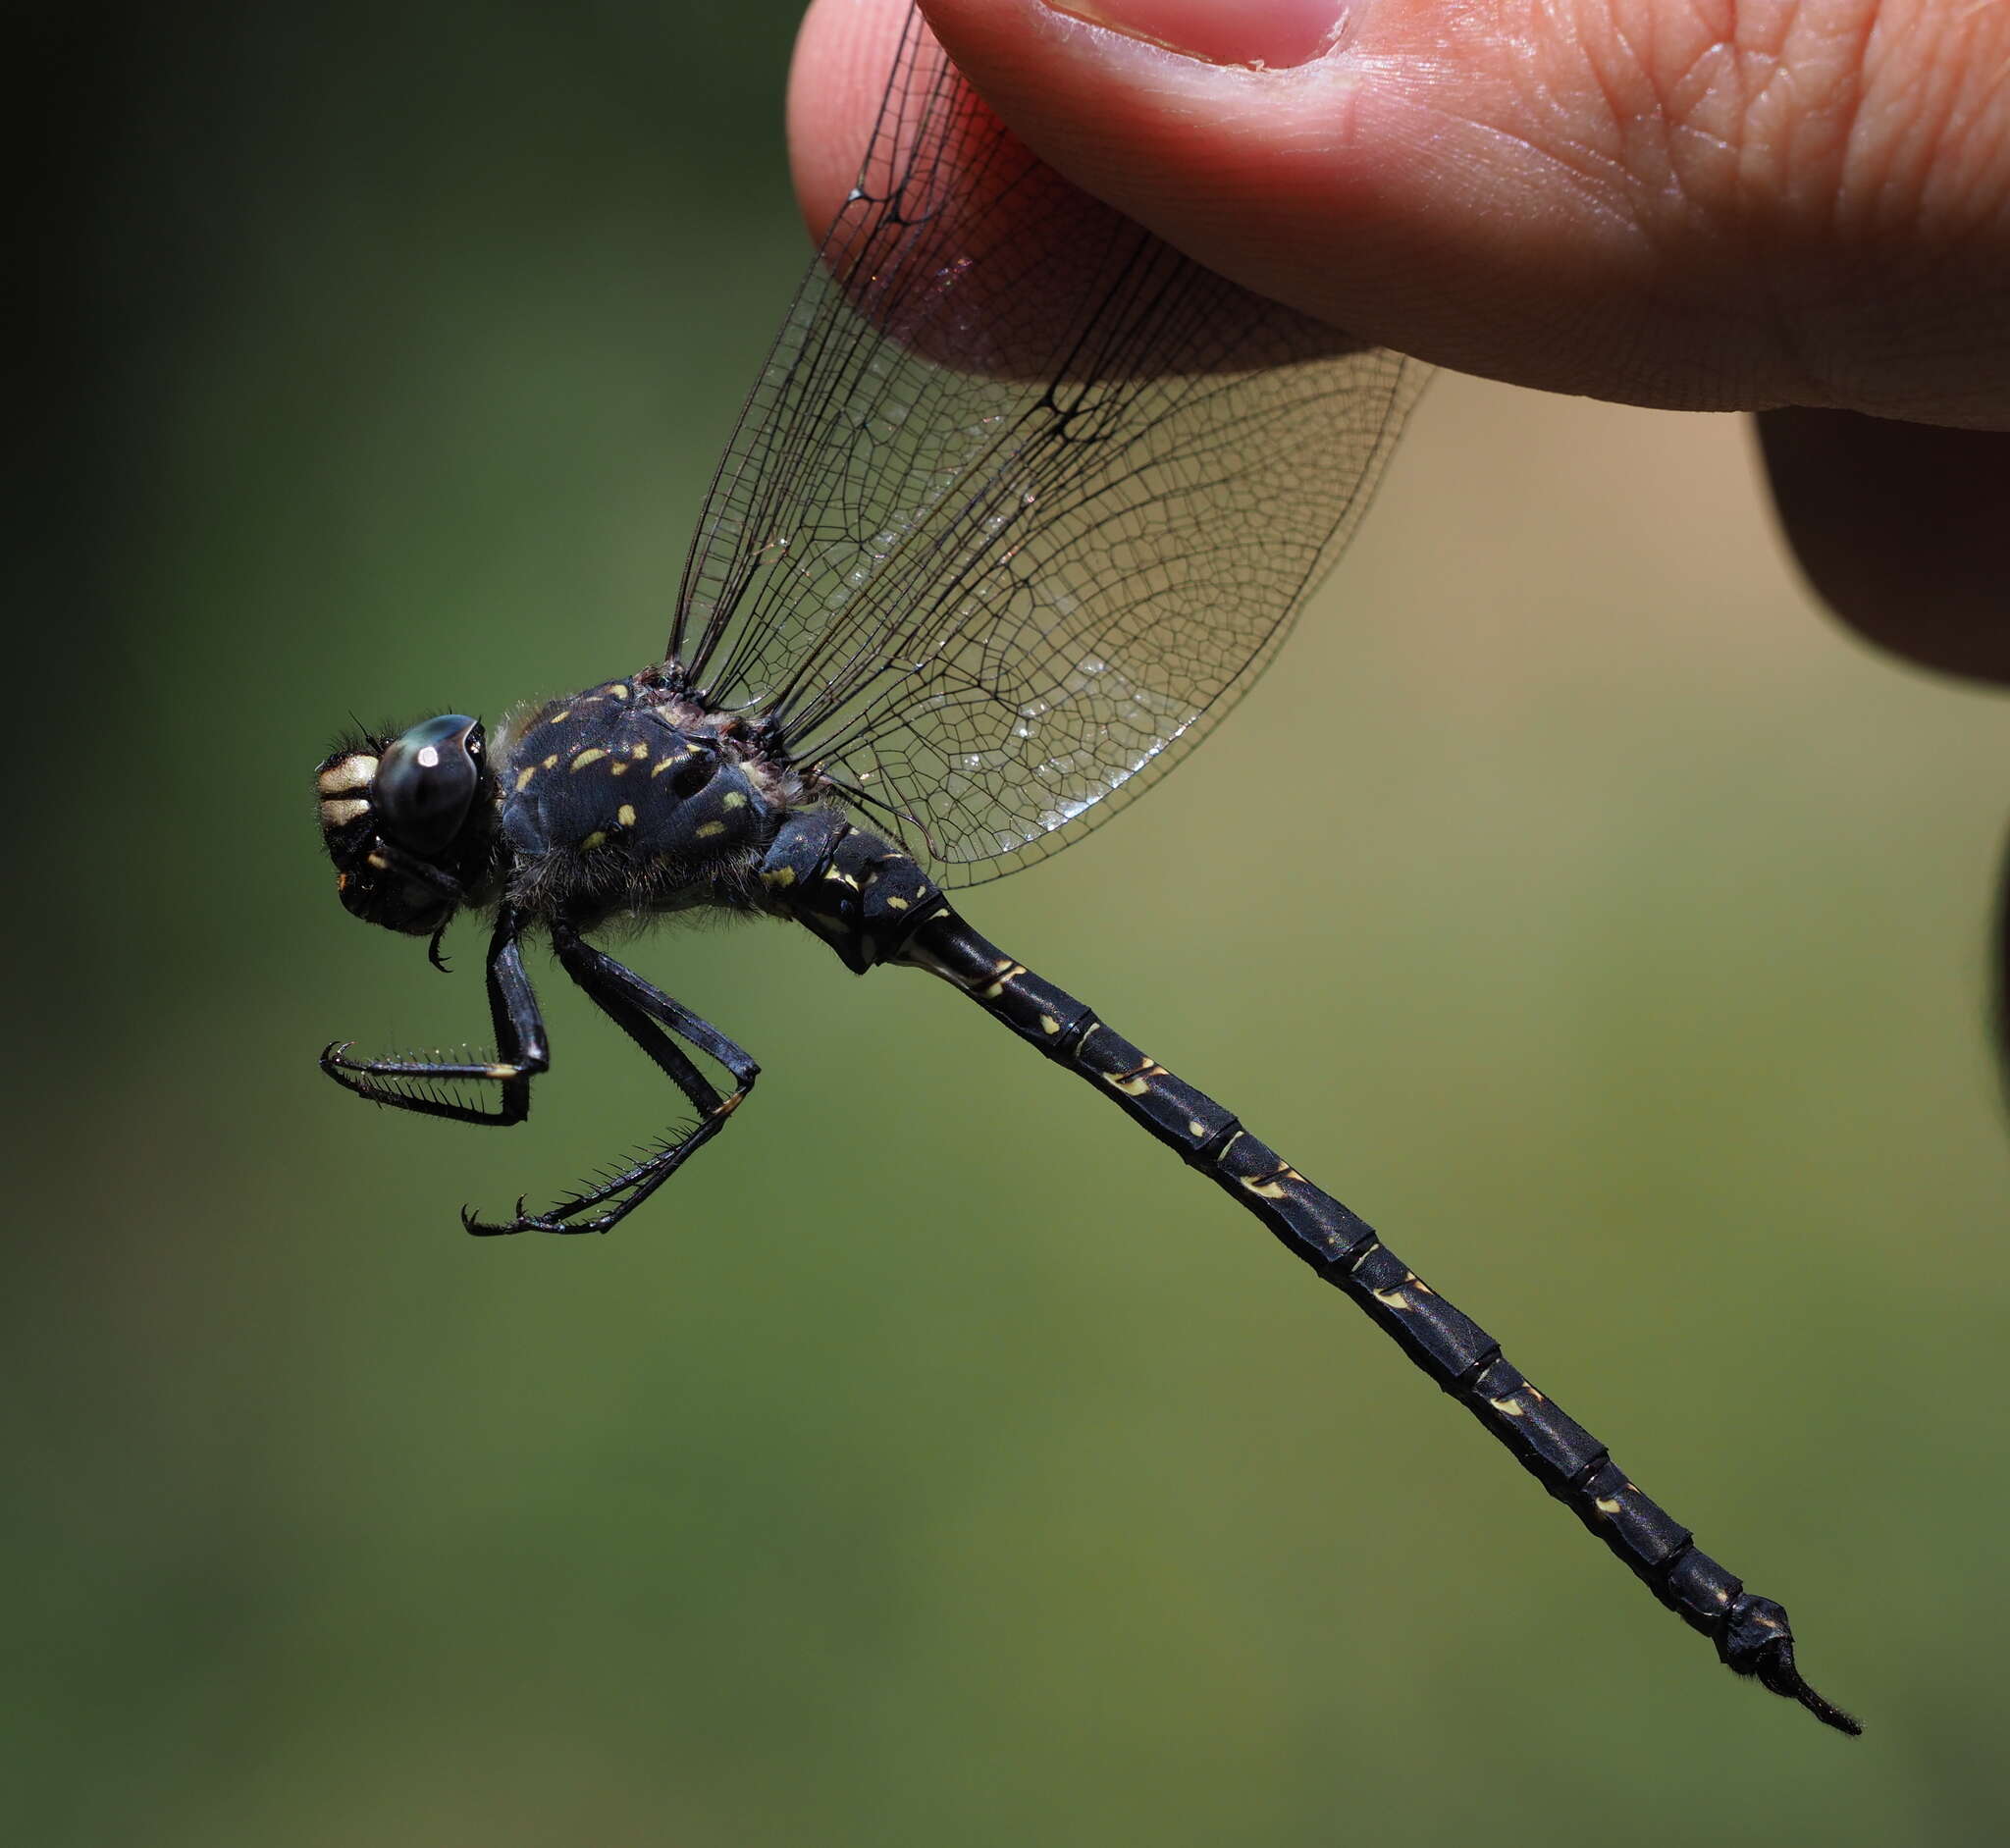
[899, 0, 2010, 423]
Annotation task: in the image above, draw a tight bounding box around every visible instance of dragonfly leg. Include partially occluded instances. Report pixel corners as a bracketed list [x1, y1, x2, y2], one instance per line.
[460, 920, 757, 1237]
[320, 908, 547, 1126]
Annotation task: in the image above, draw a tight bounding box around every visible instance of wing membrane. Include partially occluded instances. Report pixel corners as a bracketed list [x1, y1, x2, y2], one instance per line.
[671, 7, 1424, 880]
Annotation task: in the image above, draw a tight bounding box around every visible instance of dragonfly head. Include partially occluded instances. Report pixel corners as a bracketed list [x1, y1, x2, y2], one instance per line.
[315, 713, 498, 937]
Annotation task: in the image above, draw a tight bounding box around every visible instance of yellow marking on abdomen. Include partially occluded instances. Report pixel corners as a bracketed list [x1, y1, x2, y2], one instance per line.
[1104, 1060, 1167, 1097]
[1490, 1396, 1525, 1417]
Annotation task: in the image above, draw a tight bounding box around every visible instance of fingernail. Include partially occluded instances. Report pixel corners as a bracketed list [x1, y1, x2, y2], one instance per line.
[1046, 0, 1348, 69]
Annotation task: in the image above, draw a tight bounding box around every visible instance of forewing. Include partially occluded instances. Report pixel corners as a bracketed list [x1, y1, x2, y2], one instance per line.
[671, 7, 1425, 881]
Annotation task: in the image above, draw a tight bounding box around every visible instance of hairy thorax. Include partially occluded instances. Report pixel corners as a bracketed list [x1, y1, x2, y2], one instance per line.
[495, 664, 819, 924]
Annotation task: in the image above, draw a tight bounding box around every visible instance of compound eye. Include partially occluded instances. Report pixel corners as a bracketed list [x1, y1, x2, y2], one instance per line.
[376, 714, 484, 854]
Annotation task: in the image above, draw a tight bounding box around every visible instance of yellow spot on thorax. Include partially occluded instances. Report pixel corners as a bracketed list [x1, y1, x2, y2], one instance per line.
[570, 749, 608, 770]
[695, 820, 725, 839]
[616, 805, 636, 827]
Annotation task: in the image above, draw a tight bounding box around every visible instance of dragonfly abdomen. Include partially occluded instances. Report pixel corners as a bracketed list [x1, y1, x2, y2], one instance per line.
[859, 891, 1862, 1736]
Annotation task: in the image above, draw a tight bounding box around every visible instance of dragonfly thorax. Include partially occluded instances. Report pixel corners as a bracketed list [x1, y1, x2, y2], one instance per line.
[496, 672, 796, 920]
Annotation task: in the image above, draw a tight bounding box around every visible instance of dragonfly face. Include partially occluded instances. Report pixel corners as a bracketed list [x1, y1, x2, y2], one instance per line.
[314, 713, 496, 938]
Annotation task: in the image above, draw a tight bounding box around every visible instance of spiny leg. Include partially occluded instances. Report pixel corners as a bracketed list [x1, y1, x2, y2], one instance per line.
[320, 908, 548, 1126]
[462, 920, 758, 1237]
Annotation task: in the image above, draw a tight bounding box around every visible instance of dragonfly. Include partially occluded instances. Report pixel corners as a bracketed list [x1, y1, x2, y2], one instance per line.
[311, 3, 1856, 1734]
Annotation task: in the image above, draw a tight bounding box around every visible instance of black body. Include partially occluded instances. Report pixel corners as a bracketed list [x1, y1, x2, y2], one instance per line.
[314, 5, 1858, 1733]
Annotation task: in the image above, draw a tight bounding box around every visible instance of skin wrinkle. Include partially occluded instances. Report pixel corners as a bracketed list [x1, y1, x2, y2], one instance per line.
[1389, 14, 1782, 397]
[1535, 3, 1788, 392]
[1853, 5, 1926, 240]
[1697, 11, 1831, 394]
[1588, 0, 1918, 402]
[1457, 9, 1649, 245]
[891, 0, 2010, 413]
[1787, 0, 2010, 408]
[1611, 2, 2009, 404]
[1918, 10, 2010, 220]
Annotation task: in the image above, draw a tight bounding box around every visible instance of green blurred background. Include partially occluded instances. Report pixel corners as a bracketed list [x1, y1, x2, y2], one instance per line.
[18, 2, 2009, 1842]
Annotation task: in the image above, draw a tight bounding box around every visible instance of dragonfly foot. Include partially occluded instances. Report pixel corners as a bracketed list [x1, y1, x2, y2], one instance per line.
[462, 1193, 616, 1237]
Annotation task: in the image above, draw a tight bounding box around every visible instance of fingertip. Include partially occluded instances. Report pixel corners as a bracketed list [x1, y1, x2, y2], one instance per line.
[1756, 410, 2010, 687]
[787, 0, 919, 239]
[792, 1, 1629, 387]
[912, 0, 1454, 356]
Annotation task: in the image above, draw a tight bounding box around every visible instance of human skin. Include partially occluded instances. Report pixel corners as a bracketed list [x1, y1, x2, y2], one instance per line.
[787, 0, 2010, 682]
